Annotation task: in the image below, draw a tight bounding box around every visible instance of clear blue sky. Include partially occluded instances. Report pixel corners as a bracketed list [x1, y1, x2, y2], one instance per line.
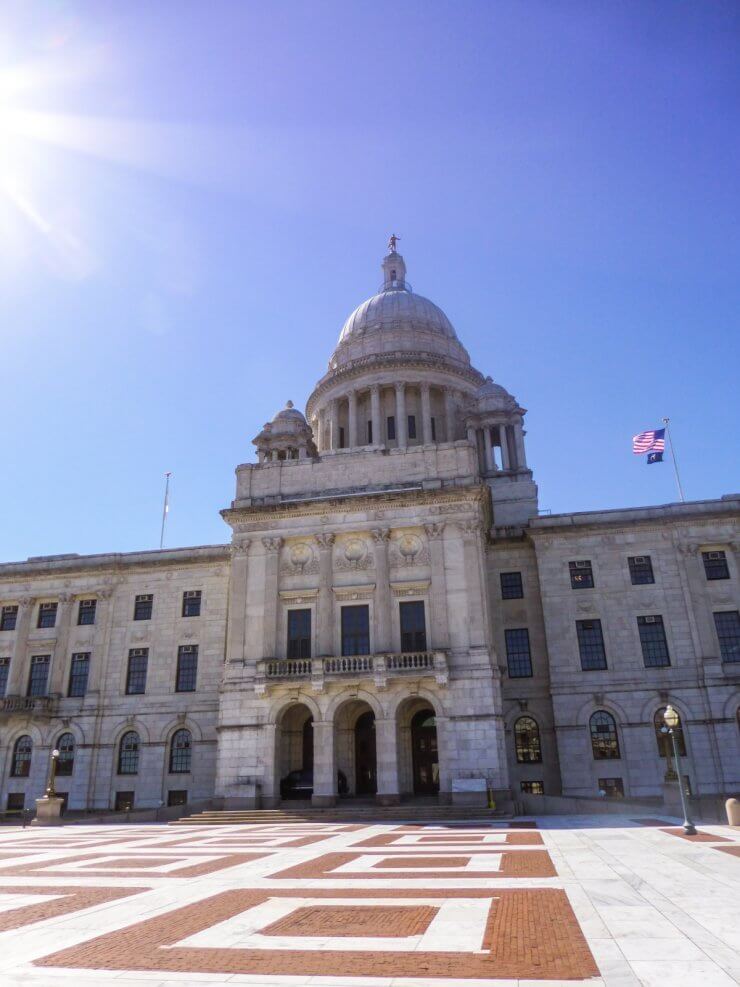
[1, 1, 738, 562]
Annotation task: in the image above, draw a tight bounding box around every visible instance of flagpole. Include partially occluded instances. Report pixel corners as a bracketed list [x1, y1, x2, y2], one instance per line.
[159, 472, 172, 549]
[662, 418, 685, 503]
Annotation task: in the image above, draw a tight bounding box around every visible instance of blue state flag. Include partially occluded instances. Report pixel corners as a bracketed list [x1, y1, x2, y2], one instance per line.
[647, 451, 664, 465]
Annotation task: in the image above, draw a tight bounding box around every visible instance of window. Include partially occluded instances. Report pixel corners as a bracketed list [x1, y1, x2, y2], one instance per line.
[176, 645, 198, 692]
[590, 711, 620, 759]
[77, 599, 96, 625]
[56, 732, 75, 776]
[654, 707, 686, 757]
[341, 605, 370, 656]
[367, 420, 373, 444]
[125, 649, 148, 694]
[68, 653, 90, 697]
[400, 601, 427, 652]
[6, 792, 25, 811]
[703, 550, 730, 580]
[117, 731, 140, 774]
[181, 590, 202, 618]
[168, 790, 187, 806]
[115, 791, 134, 811]
[505, 628, 533, 678]
[714, 611, 740, 662]
[576, 620, 607, 671]
[569, 560, 594, 589]
[520, 780, 544, 795]
[169, 729, 192, 773]
[514, 716, 542, 763]
[339, 426, 345, 448]
[637, 615, 670, 667]
[500, 571, 523, 600]
[598, 777, 624, 798]
[407, 415, 417, 440]
[431, 416, 436, 441]
[37, 602, 57, 628]
[0, 657, 9, 697]
[287, 609, 311, 659]
[133, 594, 153, 620]
[0, 605, 18, 631]
[628, 556, 655, 585]
[27, 655, 50, 697]
[10, 735, 32, 777]
[386, 416, 396, 440]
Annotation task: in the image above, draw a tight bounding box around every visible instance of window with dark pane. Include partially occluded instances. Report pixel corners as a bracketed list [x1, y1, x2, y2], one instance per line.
[341, 605, 370, 656]
[653, 707, 686, 757]
[569, 560, 594, 589]
[1, 605, 18, 631]
[589, 711, 620, 759]
[407, 415, 417, 439]
[55, 732, 75, 776]
[125, 649, 148, 694]
[169, 728, 192, 773]
[6, 792, 25, 811]
[500, 571, 523, 600]
[714, 610, 740, 662]
[133, 594, 153, 620]
[27, 655, 50, 696]
[367, 420, 373, 443]
[0, 657, 9, 697]
[167, 790, 187, 806]
[637, 615, 670, 667]
[182, 590, 201, 617]
[37, 602, 57, 628]
[287, 609, 311, 659]
[702, 550, 730, 580]
[514, 716, 542, 763]
[576, 620, 607, 670]
[10, 735, 32, 777]
[117, 731, 140, 774]
[176, 645, 198, 692]
[520, 780, 544, 794]
[628, 556, 655, 585]
[598, 777, 624, 798]
[400, 601, 427, 653]
[68, 652, 90, 697]
[386, 416, 396, 441]
[77, 599, 96, 625]
[430, 416, 436, 440]
[505, 628, 533, 677]
[115, 791, 134, 811]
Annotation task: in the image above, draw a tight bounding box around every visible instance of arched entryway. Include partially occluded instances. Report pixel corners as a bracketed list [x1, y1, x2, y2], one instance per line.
[334, 700, 377, 797]
[397, 698, 440, 798]
[277, 703, 314, 800]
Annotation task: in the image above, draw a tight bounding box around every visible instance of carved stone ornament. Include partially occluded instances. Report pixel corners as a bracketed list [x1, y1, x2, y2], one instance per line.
[19, 597, 34, 608]
[281, 541, 319, 575]
[262, 536, 284, 553]
[423, 522, 445, 540]
[371, 527, 391, 544]
[460, 519, 483, 536]
[58, 592, 74, 604]
[335, 538, 373, 571]
[231, 541, 251, 557]
[332, 583, 376, 602]
[314, 532, 336, 550]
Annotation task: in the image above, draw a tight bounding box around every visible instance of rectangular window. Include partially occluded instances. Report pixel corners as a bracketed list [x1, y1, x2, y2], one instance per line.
[628, 556, 655, 585]
[500, 571, 524, 600]
[598, 777, 624, 798]
[341, 604, 370, 657]
[569, 560, 594, 589]
[367, 420, 373, 444]
[339, 426, 345, 448]
[133, 594, 153, 621]
[125, 649, 148, 694]
[576, 620, 607, 670]
[176, 645, 198, 692]
[520, 780, 544, 795]
[703, 550, 730, 580]
[714, 611, 740, 662]
[37, 602, 57, 628]
[386, 416, 396, 440]
[399, 601, 427, 653]
[431, 416, 436, 441]
[114, 791, 134, 812]
[6, 792, 25, 811]
[287, 609, 311, 659]
[0, 657, 9, 697]
[27, 655, 50, 696]
[407, 415, 417, 440]
[77, 599, 97, 625]
[0, 605, 18, 631]
[167, 789, 187, 807]
[505, 628, 533, 677]
[182, 590, 201, 618]
[68, 653, 90, 697]
[637, 615, 670, 667]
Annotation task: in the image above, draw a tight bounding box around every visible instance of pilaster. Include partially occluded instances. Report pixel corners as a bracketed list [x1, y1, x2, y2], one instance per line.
[372, 527, 392, 651]
[315, 533, 335, 656]
[261, 538, 283, 658]
[424, 522, 450, 649]
[7, 597, 33, 695]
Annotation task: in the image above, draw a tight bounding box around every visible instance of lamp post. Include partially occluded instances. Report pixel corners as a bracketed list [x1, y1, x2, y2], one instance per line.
[44, 748, 60, 800]
[662, 706, 696, 835]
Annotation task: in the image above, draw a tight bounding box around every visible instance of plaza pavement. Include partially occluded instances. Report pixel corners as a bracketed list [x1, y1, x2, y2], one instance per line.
[0, 813, 736, 986]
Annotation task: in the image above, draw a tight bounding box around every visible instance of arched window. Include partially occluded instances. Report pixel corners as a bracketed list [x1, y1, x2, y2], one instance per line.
[117, 731, 140, 775]
[654, 707, 686, 757]
[56, 732, 75, 776]
[169, 729, 192, 774]
[590, 711, 620, 760]
[10, 735, 32, 777]
[514, 716, 542, 763]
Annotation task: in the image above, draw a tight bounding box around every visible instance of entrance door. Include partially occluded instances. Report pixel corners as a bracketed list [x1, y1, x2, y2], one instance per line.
[411, 709, 439, 795]
[354, 710, 377, 795]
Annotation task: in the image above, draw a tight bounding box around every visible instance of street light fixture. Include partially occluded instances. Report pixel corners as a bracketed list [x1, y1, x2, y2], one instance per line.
[44, 748, 60, 800]
[662, 705, 696, 835]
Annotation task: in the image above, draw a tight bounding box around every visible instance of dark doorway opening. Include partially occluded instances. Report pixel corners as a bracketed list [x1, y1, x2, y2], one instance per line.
[411, 709, 439, 795]
[354, 709, 377, 795]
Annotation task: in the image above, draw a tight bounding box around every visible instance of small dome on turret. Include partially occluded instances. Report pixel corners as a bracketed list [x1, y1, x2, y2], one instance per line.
[253, 401, 316, 462]
[271, 400, 307, 425]
[475, 376, 517, 412]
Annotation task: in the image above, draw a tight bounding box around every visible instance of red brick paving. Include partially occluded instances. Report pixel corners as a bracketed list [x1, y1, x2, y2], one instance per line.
[661, 828, 733, 843]
[374, 855, 470, 869]
[269, 849, 557, 879]
[262, 904, 438, 937]
[0, 885, 145, 932]
[354, 830, 543, 847]
[0, 851, 266, 878]
[714, 845, 740, 858]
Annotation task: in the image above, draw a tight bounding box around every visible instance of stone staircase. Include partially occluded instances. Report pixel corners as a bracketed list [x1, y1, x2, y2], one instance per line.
[170, 802, 514, 826]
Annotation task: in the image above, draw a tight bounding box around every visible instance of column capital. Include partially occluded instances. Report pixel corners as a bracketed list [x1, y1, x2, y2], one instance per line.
[460, 518, 484, 538]
[261, 536, 284, 553]
[314, 532, 336, 550]
[18, 596, 34, 608]
[58, 592, 75, 604]
[231, 539, 252, 557]
[424, 522, 446, 540]
[371, 527, 391, 544]
[394, 380, 405, 393]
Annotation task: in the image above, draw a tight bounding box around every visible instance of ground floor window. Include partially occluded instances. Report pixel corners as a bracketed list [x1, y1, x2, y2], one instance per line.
[167, 790, 188, 807]
[598, 777, 624, 798]
[520, 780, 544, 795]
[6, 792, 24, 811]
[114, 791, 134, 811]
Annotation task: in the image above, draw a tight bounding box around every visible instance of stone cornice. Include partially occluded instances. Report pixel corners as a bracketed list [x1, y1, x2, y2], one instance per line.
[527, 510, 739, 546]
[0, 545, 230, 583]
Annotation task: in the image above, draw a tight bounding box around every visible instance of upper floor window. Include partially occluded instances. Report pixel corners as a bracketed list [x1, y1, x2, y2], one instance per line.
[637, 615, 670, 667]
[169, 728, 192, 773]
[654, 706, 686, 757]
[703, 550, 730, 580]
[0, 657, 9, 697]
[77, 599, 96, 625]
[399, 601, 427, 653]
[68, 653, 90, 697]
[576, 619, 607, 671]
[182, 590, 201, 618]
[430, 416, 436, 441]
[505, 628, 533, 678]
[514, 716, 541, 763]
[125, 649, 148, 694]
[339, 426, 346, 448]
[407, 415, 417, 440]
[628, 556, 655, 585]
[37, 602, 57, 629]
[714, 611, 740, 663]
[117, 731, 140, 774]
[386, 416, 396, 441]
[287, 609, 311, 659]
[341, 604, 369, 657]
[133, 594, 153, 621]
[176, 645, 198, 692]
[27, 655, 50, 697]
[56, 732, 75, 776]
[367, 420, 373, 444]
[569, 560, 594, 589]
[500, 571, 523, 600]
[10, 735, 32, 777]
[0, 605, 18, 631]
[590, 710, 620, 759]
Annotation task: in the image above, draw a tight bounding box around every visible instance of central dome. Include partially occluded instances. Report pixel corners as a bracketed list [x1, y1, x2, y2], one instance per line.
[338, 284, 458, 344]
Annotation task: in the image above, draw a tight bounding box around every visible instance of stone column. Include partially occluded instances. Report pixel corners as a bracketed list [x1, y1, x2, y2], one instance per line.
[316, 409, 325, 452]
[484, 428, 495, 473]
[7, 597, 34, 696]
[375, 717, 400, 804]
[421, 384, 433, 444]
[395, 382, 407, 448]
[372, 528, 392, 651]
[369, 384, 381, 446]
[225, 541, 251, 665]
[48, 593, 75, 696]
[315, 533, 335, 656]
[499, 424, 511, 470]
[424, 523, 450, 649]
[514, 421, 527, 468]
[312, 720, 336, 806]
[460, 520, 487, 648]
[329, 399, 340, 450]
[445, 390, 456, 442]
[347, 390, 357, 449]
[261, 537, 283, 658]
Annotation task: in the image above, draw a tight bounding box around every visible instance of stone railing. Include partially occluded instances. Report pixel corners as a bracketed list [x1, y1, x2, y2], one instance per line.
[256, 651, 448, 694]
[0, 695, 57, 717]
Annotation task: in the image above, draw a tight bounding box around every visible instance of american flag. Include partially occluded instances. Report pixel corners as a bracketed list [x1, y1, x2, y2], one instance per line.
[632, 428, 665, 455]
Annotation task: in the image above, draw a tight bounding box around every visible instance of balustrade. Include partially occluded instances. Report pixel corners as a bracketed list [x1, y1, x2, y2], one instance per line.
[256, 651, 448, 693]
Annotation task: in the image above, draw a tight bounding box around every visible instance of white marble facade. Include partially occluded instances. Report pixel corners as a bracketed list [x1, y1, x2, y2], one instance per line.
[0, 248, 738, 813]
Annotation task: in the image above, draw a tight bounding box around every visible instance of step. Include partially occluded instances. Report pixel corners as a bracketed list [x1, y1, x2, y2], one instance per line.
[171, 805, 511, 826]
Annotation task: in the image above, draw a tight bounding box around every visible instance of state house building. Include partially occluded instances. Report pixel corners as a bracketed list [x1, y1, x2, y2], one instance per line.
[0, 246, 738, 814]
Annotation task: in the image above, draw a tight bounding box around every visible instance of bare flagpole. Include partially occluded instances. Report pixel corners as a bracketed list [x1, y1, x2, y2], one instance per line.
[662, 418, 685, 503]
[159, 472, 172, 549]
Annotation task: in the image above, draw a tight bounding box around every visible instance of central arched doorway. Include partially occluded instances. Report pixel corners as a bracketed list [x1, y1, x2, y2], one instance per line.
[411, 709, 439, 795]
[354, 710, 377, 795]
[333, 699, 377, 797]
[277, 703, 314, 800]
